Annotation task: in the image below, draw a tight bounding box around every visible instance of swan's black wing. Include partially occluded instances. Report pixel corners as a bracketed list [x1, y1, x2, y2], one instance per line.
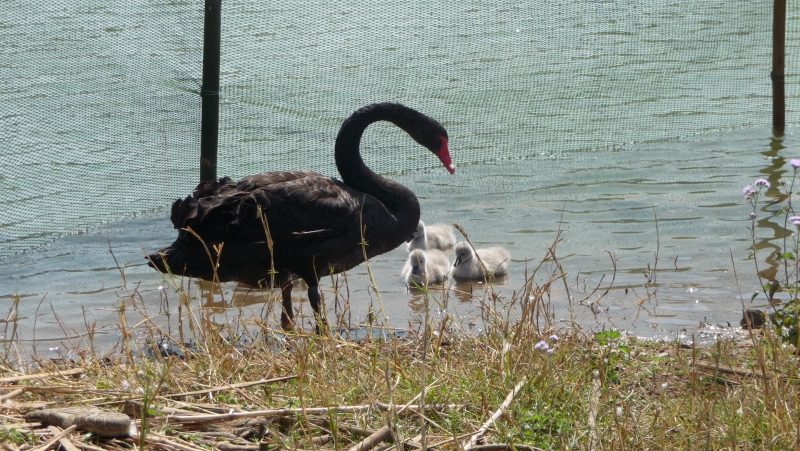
[170, 171, 364, 245]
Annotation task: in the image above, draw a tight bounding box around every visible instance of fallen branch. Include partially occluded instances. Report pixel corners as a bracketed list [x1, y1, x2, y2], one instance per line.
[146, 434, 209, 451]
[0, 388, 24, 401]
[311, 417, 375, 438]
[463, 376, 528, 451]
[347, 425, 393, 451]
[587, 375, 601, 451]
[161, 375, 297, 399]
[691, 360, 782, 380]
[0, 368, 82, 384]
[0, 386, 121, 396]
[427, 432, 475, 449]
[28, 424, 76, 451]
[211, 443, 261, 451]
[171, 403, 461, 425]
[374, 402, 460, 414]
[469, 445, 545, 451]
[71, 442, 106, 451]
[312, 434, 332, 446]
[47, 427, 80, 451]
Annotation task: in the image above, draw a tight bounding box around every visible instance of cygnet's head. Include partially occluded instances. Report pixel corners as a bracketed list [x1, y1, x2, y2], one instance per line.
[409, 249, 427, 277]
[407, 220, 426, 243]
[453, 242, 475, 267]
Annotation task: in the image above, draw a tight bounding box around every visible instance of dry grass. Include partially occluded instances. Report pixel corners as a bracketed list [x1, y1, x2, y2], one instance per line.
[1, 235, 799, 451]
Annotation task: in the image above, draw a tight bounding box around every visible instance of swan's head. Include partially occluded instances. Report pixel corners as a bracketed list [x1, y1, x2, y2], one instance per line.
[404, 110, 455, 175]
[453, 242, 474, 267]
[434, 136, 455, 175]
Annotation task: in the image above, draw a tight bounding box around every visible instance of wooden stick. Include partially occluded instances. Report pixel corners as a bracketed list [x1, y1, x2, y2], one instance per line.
[312, 434, 332, 446]
[691, 360, 781, 379]
[310, 417, 375, 438]
[28, 424, 76, 451]
[161, 375, 297, 399]
[427, 432, 475, 449]
[469, 445, 545, 451]
[171, 403, 461, 424]
[171, 405, 373, 423]
[0, 368, 82, 383]
[71, 441, 108, 451]
[0, 386, 118, 396]
[46, 427, 81, 451]
[374, 402, 460, 413]
[214, 444, 260, 451]
[146, 435, 209, 451]
[347, 425, 393, 451]
[587, 376, 601, 451]
[0, 388, 24, 401]
[463, 377, 528, 451]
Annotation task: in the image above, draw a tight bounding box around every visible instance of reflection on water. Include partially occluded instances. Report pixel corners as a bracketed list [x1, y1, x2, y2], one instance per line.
[405, 278, 510, 314]
[1, 126, 800, 353]
[752, 133, 789, 282]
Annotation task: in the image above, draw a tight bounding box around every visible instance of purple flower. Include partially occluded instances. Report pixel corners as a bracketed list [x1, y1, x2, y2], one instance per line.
[549, 334, 559, 341]
[754, 179, 771, 189]
[791, 159, 800, 169]
[790, 216, 800, 226]
[749, 212, 757, 219]
[743, 185, 754, 198]
[534, 340, 549, 351]
[547, 349, 554, 355]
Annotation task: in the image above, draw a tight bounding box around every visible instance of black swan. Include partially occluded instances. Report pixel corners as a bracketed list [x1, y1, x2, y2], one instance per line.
[148, 103, 454, 330]
[406, 220, 456, 251]
[452, 243, 510, 279]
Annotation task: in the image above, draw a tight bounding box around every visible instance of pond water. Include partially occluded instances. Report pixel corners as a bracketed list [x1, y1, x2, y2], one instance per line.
[2, 0, 799, 355]
[2, 125, 798, 354]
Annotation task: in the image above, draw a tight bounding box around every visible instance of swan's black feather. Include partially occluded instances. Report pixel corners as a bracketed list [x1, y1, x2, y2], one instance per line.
[147, 102, 451, 329]
[170, 170, 363, 245]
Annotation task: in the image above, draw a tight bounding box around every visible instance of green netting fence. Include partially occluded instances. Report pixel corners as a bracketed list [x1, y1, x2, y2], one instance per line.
[0, 0, 797, 258]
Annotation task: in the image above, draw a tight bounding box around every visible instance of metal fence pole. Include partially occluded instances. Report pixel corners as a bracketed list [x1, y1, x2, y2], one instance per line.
[200, 0, 221, 182]
[772, 0, 786, 133]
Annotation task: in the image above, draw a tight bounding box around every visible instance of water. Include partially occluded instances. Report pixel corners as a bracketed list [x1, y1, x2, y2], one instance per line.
[2, 125, 799, 354]
[3, 0, 793, 254]
[1, 0, 799, 352]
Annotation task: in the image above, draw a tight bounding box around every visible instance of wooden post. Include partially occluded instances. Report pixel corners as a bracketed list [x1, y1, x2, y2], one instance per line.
[772, 0, 786, 133]
[200, 0, 221, 182]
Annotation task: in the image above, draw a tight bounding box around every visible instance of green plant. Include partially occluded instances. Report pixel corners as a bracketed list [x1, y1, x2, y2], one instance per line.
[593, 330, 629, 385]
[135, 362, 171, 449]
[516, 410, 573, 447]
[0, 427, 30, 446]
[743, 165, 800, 344]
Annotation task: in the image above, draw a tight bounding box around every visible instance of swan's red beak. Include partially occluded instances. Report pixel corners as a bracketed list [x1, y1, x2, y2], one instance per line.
[436, 137, 455, 174]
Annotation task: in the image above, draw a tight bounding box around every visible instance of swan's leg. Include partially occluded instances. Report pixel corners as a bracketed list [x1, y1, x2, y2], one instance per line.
[307, 284, 328, 333]
[280, 282, 294, 331]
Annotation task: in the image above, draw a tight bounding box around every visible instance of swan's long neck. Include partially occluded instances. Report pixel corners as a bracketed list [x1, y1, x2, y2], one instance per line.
[334, 104, 420, 217]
